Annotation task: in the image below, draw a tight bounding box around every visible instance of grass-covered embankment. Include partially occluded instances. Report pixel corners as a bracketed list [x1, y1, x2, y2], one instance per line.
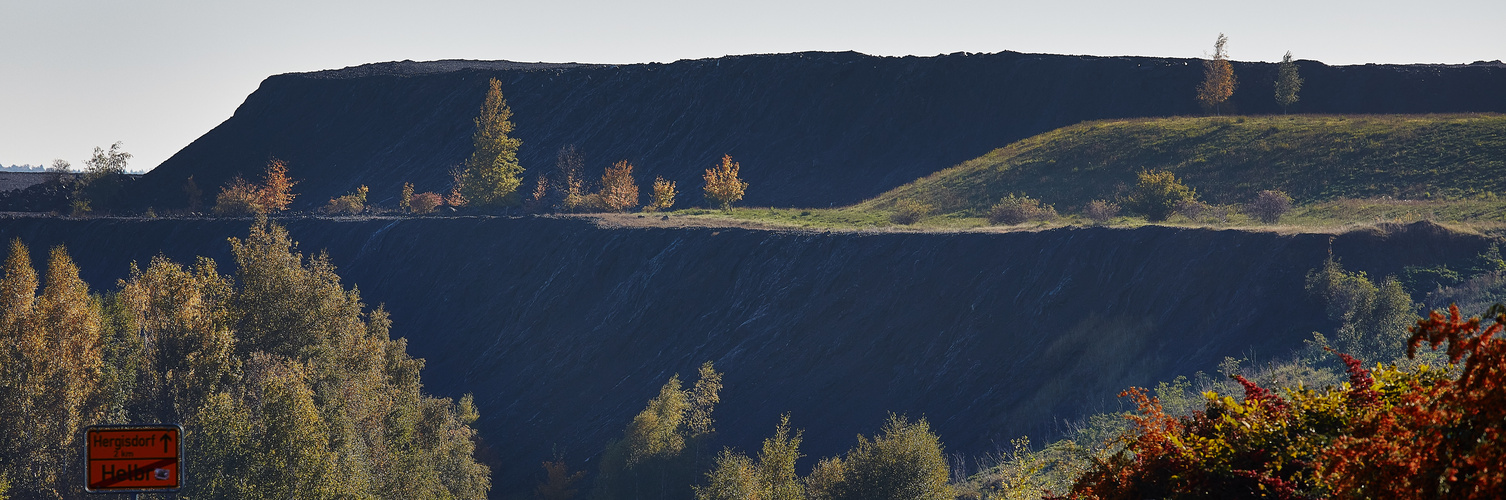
[860, 113, 1506, 217]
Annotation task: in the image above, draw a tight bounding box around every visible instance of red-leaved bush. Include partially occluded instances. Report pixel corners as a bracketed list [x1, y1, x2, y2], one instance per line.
[1057, 303, 1506, 499]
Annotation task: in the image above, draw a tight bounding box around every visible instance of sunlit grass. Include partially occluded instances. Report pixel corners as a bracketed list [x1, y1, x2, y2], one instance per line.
[674, 113, 1506, 233]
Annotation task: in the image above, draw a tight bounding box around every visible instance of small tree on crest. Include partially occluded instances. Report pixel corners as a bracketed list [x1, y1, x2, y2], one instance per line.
[599, 161, 640, 212]
[1196, 33, 1237, 115]
[257, 159, 297, 213]
[703, 155, 747, 211]
[646, 176, 677, 212]
[1274, 51, 1303, 114]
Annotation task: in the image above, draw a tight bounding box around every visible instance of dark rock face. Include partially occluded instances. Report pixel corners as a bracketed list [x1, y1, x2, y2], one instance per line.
[130, 52, 1506, 211]
[0, 217, 1487, 496]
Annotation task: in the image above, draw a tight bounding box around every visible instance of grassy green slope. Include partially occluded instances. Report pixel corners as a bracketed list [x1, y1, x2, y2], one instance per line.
[859, 114, 1506, 216]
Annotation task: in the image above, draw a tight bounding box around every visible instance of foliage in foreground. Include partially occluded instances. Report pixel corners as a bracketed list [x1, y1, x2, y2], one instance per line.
[1058, 304, 1506, 499]
[0, 220, 488, 499]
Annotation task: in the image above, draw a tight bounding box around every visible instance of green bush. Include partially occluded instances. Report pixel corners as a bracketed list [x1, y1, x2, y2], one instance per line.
[822, 414, 951, 500]
[1126, 170, 1196, 222]
[1305, 258, 1417, 363]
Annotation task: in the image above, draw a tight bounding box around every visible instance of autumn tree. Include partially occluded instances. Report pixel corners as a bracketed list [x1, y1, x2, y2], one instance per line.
[646, 176, 678, 212]
[703, 154, 748, 211]
[600, 160, 641, 212]
[458, 78, 524, 208]
[0, 241, 106, 498]
[1274, 51, 1303, 114]
[211, 159, 298, 216]
[257, 158, 297, 212]
[400, 182, 415, 213]
[1196, 33, 1237, 115]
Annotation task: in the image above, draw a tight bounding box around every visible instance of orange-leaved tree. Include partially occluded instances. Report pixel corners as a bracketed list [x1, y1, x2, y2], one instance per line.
[703, 155, 747, 212]
[1196, 33, 1237, 115]
[600, 160, 640, 212]
[257, 158, 297, 212]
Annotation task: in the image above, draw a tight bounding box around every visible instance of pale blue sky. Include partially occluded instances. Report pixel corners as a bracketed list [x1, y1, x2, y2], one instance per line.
[3, 0, 1502, 171]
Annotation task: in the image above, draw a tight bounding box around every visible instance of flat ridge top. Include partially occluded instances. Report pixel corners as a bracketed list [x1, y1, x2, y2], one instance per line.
[291, 52, 1506, 80]
[299, 59, 605, 79]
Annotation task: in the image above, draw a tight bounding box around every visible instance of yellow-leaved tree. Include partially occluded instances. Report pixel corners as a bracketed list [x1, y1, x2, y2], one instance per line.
[1196, 33, 1237, 115]
[646, 176, 678, 212]
[702, 155, 747, 212]
[597, 362, 723, 500]
[0, 220, 492, 499]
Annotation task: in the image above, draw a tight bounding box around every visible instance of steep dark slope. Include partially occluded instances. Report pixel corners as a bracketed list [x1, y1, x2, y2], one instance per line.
[0, 216, 1488, 496]
[129, 52, 1506, 211]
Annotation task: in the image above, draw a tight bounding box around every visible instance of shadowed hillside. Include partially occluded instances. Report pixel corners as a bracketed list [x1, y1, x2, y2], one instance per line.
[0, 216, 1489, 497]
[127, 52, 1506, 211]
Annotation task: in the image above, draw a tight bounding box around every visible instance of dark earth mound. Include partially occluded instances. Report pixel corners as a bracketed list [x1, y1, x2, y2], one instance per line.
[0, 216, 1488, 497]
[123, 52, 1506, 212]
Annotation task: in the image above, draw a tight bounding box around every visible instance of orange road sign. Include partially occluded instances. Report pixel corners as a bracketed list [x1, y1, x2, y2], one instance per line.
[84, 424, 183, 493]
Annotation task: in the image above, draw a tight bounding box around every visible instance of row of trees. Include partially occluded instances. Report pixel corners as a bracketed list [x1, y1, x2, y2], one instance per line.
[0, 220, 490, 499]
[1196, 33, 1304, 114]
[445, 77, 753, 213]
[190, 77, 744, 217]
[454, 78, 748, 213]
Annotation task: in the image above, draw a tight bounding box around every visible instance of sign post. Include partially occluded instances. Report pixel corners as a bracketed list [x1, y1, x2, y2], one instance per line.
[84, 424, 183, 495]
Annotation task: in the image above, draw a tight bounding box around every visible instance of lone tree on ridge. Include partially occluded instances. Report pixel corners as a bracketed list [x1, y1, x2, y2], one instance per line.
[1196, 33, 1237, 115]
[1274, 51, 1303, 114]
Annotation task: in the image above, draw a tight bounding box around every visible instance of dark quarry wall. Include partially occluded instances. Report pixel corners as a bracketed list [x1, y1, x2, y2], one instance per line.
[0, 216, 1489, 495]
[127, 52, 1506, 211]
